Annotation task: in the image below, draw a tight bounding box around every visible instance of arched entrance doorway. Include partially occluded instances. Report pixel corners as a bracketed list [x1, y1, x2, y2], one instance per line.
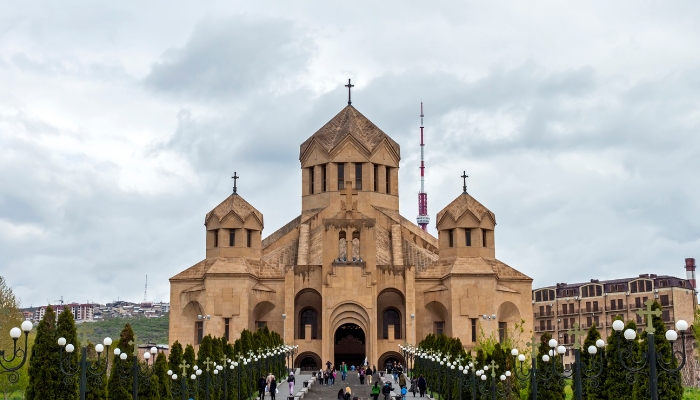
[334, 323, 365, 367]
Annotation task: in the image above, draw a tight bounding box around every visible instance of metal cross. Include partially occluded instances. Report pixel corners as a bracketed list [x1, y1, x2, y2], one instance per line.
[489, 360, 498, 377]
[128, 340, 139, 357]
[527, 336, 539, 358]
[232, 172, 239, 195]
[461, 171, 469, 194]
[638, 298, 662, 334]
[203, 357, 215, 372]
[345, 79, 354, 105]
[179, 360, 190, 376]
[567, 323, 587, 350]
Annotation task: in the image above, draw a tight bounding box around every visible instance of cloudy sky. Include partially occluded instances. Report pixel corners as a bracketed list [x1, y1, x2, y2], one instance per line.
[2, 1, 699, 307]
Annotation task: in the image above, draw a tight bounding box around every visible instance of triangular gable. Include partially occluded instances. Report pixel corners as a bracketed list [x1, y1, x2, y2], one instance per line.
[299, 140, 331, 167]
[424, 284, 448, 293]
[252, 283, 276, 293]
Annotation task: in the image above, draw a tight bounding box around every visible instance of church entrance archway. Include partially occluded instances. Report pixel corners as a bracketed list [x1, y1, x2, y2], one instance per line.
[334, 323, 365, 368]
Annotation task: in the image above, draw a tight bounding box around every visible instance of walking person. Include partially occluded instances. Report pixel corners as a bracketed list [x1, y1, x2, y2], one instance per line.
[287, 372, 295, 395]
[401, 386, 407, 400]
[331, 368, 336, 385]
[382, 382, 392, 400]
[269, 376, 277, 400]
[257, 375, 266, 400]
[417, 374, 426, 398]
[366, 365, 373, 385]
[344, 386, 352, 400]
[371, 382, 381, 400]
[399, 372, 406, 389]
[338, 388, 345, 400]
[341, 362, 348, 381]
[359, 367, 365, 385]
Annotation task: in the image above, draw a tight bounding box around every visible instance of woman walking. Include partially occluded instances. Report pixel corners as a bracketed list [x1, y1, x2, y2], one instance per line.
[371, 382, 381, 400]
[287, 372, 295, 395]
[269, 376, 277, 400]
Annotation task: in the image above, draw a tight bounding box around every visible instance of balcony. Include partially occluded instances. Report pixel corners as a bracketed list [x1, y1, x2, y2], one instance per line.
[534, 312, 554, 318]
[660, 301, 673, 307]
[582, 308, 603, 314]
[535, 325, 555, 333]
[559, 309, 579, 316]
[605, 306, 628, 312]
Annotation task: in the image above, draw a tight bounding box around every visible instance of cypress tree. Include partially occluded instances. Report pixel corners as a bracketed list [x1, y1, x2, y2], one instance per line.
[168, 341, 184, 373]
[84, 341, 107, 400]
[154, 352, 171, 400]
[107, 324, 135, 400]
[196, 335, 215, 399]
[604, 318, 637, 399]
[632, 301, 683, 400]
[183, 344, 196, 372]
[56, 308, 79, 400]
[26, 305, 61, 400]
[579, 324, 605, 400]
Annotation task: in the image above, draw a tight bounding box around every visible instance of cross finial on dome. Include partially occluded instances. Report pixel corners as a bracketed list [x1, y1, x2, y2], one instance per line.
[345, 79, 354, 105]
[461, 171, 468, 194]
[232, 172, 239, 195]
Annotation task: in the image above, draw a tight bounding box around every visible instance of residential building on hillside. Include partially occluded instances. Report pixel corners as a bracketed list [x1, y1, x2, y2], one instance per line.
[532, 258, 697, 369]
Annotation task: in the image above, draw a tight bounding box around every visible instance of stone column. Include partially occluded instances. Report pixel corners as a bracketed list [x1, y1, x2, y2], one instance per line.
[391, 225, 403, 266]
[284, 269, 295, 343]
[405, 267, 416, 345]
[298, 224, 310, 266]
[377, 165, 387, 194]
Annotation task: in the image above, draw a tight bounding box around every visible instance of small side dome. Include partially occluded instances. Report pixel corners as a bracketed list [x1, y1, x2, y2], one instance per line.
[436, 193, 496, 259]
[204, 194, 263, 259]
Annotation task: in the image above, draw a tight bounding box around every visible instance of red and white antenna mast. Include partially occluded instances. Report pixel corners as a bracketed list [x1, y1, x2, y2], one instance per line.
[417, 102, 430, 231]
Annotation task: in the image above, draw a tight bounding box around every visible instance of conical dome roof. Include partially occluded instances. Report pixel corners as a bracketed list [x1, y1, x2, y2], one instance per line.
[205, 194, 263, 228]
[436, 193, 496, 226]
[299, 105, 400, 159]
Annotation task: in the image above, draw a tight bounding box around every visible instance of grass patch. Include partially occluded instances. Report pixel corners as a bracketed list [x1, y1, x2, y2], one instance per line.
[76, 314, 169, 345]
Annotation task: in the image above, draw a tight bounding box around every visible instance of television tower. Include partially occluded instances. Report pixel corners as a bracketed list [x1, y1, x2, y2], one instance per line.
[416, 102, 430, 231]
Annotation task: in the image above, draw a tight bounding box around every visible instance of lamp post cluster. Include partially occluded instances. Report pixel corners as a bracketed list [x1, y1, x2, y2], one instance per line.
[0, 320, 33, 384]
[612, 299, 689, 400]
[167, 344, 291, 400]
[398, 344, 416, 378]
[412, 347, 514, 400]
[57, 336, 113, 400]
[112, 342, 160, 400]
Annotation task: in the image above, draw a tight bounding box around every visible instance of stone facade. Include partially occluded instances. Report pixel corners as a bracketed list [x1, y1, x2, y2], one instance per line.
[169, 105, 533, 369]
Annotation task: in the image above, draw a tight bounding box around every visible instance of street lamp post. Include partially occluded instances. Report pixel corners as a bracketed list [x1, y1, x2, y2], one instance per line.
[168, 360, 198, 400]
[512, 337, 540, 400]
[57, 336, 112, 400]
[613, 299, 689, 400]
[547, 323, 605, 400]
[113, 343, 159, 400]
[0, 320, 33, 384]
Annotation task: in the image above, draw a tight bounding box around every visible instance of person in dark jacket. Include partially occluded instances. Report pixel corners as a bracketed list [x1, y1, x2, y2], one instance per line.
[417, 374, 427, 397]
[337, 388, 345, 400]
[257, 375, 267, 400]
[382, 382, 392, 400]
[269, 377, 277, 400]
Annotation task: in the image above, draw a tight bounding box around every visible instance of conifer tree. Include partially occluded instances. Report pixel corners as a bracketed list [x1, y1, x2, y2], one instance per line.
[196, 335, 215, 399]
[632, 302, 683, 400]
[604, 318, 637, 399]
[26, 305, 61, 400]
[107, 324, 135, 400]
[56, 308, 79, 400]
[84, 341, 107, 400]
[183, 344, 196, 372]
[579, 324, 605, 400]
[154, 352, 171, 400]
[168, 341, 183, 373]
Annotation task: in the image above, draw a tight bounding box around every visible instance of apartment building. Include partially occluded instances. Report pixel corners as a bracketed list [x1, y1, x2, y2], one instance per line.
[532, 258, 697, 368]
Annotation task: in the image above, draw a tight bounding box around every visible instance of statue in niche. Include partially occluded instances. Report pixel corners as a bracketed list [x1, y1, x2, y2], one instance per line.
[352, 238, 360, 260]
[338, 238, 347, 260]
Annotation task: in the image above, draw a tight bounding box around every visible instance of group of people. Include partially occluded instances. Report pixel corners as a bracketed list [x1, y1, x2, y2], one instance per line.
[257, 372, 279, 400]
[321, 360, 379, 386]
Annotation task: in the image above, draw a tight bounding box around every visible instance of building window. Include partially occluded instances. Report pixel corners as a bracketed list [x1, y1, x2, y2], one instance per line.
[355, 163, 362, 190]
[386, 167, 391, 194]
[448, 230, 454, 247]
[224, 318, 230, 341]
[256, 321, 267, 330]
[617, 299, 623, 309]
[498, 322, 506, 343]
[373, 164, 378, 192]
[434, 321, 445, 335]
[593, 301, 599, 312]
[471, 319, 477, 342]
[322, 164, 327, 192]
[382, 309, 401, 339]
[247, 230, 252, 247]
[229, 229, 235, 247]
[586, 316, 592, 327]
[309, 167, 315, 194]
[662, 310, 670, 322]
[563, 333, 568, 344]
[482, 229, 487, 247]
[195, 321, 203, 344]
[586, 301, 591, 312]
[299, 308, 318, 339]
[546, 320, 552, 330]
[465, 229, 471, 246]
[610, 300, 616, 310]
[213, 230, 219, 247]
[338, 164, 345, 190]
[563, 319, 569, 329]
[660, 294, 669, 306]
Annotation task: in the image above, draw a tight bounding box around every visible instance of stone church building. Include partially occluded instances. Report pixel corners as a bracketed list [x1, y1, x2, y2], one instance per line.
[169, 103, 533, 369]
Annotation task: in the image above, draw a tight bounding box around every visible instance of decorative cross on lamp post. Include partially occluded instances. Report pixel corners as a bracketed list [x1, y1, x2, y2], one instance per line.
[567, 323, 587, 350]
[639, 298, 663, 334]
[513, 336, 540, 400]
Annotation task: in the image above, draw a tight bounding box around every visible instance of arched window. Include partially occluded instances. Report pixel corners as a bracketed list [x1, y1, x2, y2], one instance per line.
[352, 231, 360, 261]
[299, 308, 318, 339]
[382, 309, 401, 339]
